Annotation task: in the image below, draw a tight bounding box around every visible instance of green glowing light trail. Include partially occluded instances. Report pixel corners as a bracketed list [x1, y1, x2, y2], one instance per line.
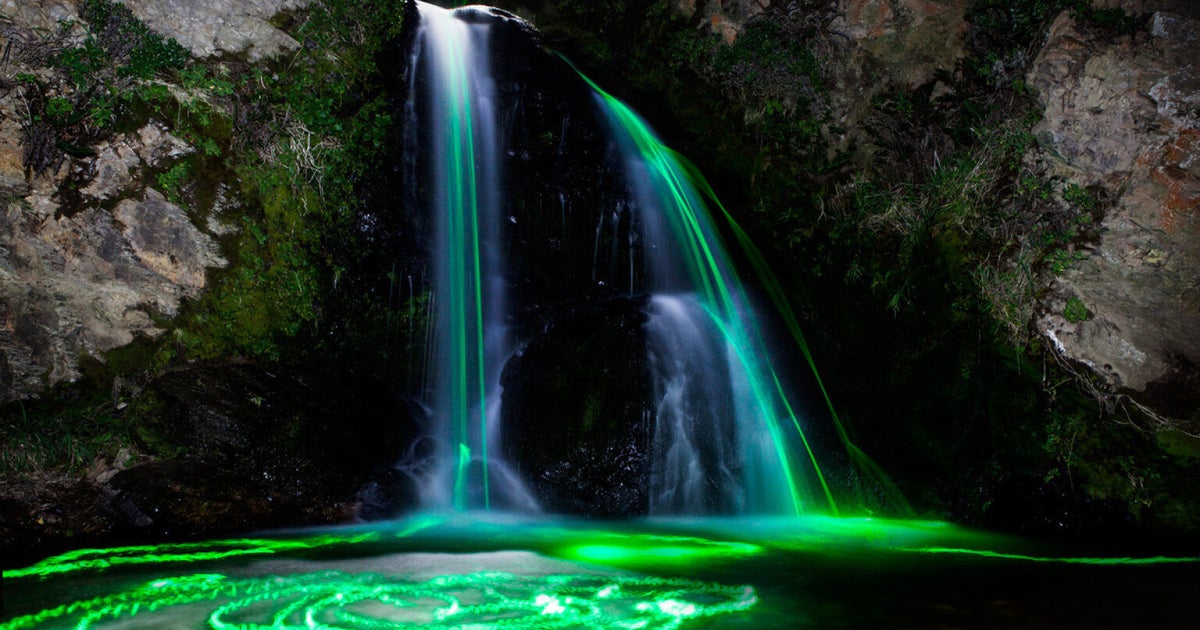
[672, 153, 914, 515]
[1, 533, 380, 581]
[0, 570, 757, 630]
[6, 515, 1199, 630]
[573, 62, 837, 515]
[904, 547, 1200, 565]
[423, 5, 491, 510]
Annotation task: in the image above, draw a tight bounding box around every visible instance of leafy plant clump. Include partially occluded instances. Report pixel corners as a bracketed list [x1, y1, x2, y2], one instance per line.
[1063, 297, 1089, 323]
[5, 0, 192, 176]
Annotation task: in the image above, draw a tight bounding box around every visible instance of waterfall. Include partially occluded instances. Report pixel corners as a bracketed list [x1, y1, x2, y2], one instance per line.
[644, 294, 741, 513]
[584, 75, 837, 515]
[404, 2, 853, 516]
[405, 1, 534, 512]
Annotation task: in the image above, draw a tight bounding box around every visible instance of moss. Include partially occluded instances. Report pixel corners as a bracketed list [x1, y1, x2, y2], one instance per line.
[1063, 297, 1089, 323]
[163, 0, 415, 374]
[0, 382, 137, 474]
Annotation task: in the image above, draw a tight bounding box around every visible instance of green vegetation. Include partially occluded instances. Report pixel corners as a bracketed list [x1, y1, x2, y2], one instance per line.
[172, 0, 410, 365]
[0, 387, 134, 474]
[1063, 297, 1089, 323]
[0, 0, 421, 475]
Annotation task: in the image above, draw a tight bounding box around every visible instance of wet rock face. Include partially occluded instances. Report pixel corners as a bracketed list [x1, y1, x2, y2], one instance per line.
[131, 363, 420, 508]
[500, 294, 654, 516]
[1028, 9, 1200, 425]
[0, 186, 223, 399]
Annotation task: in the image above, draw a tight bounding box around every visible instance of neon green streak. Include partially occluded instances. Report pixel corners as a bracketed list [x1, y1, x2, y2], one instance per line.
[1, 533, 380, 580]
[672, 153, 913, 515]
[572, 65, 837, 515]
[6, 516, 1197, 629]
[905, 547, 1200, 565]
[455, 442, 471, 507]
[431, 13, 489, 510]
[0, 570, 756, 630]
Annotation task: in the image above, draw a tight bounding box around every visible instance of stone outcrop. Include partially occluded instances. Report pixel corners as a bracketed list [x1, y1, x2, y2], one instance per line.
[823, 0, 968, 160]
[0, 0, 81, 33]
[0, 7, 228, 400]
[117, 0, 310, 61]
[1029, 8, 1200, 425]
[79, 123, 193, 201]
[0, 183, 224, 398]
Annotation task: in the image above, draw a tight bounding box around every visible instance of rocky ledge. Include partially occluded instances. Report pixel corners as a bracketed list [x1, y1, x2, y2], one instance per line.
[1029, 9, 1200, 429]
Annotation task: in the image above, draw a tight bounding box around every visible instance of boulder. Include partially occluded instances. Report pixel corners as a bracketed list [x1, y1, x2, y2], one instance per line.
[0, 0, 80, 33]
[1029, 10, 1200, 426]
[0, 184, 223, 399]
[80, 123, 193, 201]
[117, 0, 310, 61]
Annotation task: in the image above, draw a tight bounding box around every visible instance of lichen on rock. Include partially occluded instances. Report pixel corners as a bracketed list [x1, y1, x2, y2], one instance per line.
[1028, 8, 1200, 426]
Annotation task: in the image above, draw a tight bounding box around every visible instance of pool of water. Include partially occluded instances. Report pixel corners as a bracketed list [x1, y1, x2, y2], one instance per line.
[3, 515, 1197, 628]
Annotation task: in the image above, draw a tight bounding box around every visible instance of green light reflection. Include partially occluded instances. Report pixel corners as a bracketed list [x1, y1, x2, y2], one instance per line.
[559, 533, 763, 567]
[1, 533, 380, 581]
[0, 570, 757, 630]
[5, 515, 1199, 629]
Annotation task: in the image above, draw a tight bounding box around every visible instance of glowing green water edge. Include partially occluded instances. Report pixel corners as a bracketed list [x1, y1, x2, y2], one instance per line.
[0, 570, 757, 630]
[430, 15, 489, 509]
[5, 517, 1197, 629]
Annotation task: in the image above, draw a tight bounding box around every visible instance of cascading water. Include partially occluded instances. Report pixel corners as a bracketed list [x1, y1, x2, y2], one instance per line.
[583, 75, 835, 515]
[644, 294, 740, 513]
[405, 1, 869, 516]
[404, 1, 534, 511]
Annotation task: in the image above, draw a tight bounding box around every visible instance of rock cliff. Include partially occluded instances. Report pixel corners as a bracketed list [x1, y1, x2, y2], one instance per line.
[1029, 8, 1200, 429]
[118, 0, 307, 61]
[0, 2, 237, 400]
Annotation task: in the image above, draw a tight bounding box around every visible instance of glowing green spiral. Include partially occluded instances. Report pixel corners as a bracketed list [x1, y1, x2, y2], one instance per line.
[1, 571, 757, 630]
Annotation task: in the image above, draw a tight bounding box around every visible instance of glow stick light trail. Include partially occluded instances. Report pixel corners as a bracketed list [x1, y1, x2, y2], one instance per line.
[576, 66, 833, 515]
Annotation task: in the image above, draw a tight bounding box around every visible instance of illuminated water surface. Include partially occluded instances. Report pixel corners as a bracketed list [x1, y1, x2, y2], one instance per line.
[3, 515, 1197, 628]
